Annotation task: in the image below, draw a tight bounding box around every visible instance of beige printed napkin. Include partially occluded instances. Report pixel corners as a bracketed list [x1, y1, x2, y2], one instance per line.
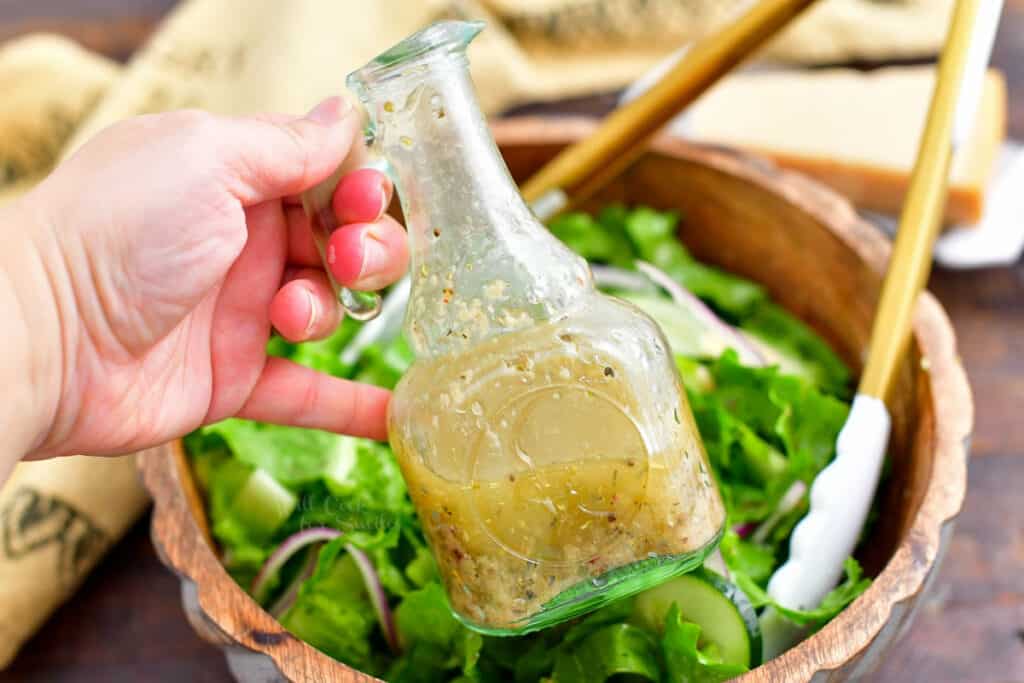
[0, 34, 120, 204]
[483, 0, 955, 65]
[0, 457, 151, 666]
[0, 0, 954, 668]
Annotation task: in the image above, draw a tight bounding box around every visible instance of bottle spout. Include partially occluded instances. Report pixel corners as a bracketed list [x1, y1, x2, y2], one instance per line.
[349, 20, 485, 88]
[345, 20, 486, 188]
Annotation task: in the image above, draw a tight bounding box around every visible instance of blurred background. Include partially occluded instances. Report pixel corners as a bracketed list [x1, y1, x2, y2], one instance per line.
[0, 1, 1020, 681]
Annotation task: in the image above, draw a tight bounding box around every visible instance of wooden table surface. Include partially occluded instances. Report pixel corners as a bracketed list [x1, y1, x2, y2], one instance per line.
[1, 2, 1022, 682]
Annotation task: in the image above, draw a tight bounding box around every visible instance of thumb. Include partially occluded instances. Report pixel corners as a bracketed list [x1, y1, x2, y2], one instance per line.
[217, 96, 364, 205]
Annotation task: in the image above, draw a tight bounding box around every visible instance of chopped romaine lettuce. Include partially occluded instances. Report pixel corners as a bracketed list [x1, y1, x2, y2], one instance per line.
[690, 351, 849, 534]
[552, 623, 661, 682]
[661, 605, 748, 682]
[280, 538, 381, 672]
[551, 205, 768, 318]
[388, 582, 484, 682]
[739, 303, 851, 397]
[719, 531, 776, 587]
[196, 419, 351, 489]
[547, 210, 634, 268]
[732, 558, 871, 629]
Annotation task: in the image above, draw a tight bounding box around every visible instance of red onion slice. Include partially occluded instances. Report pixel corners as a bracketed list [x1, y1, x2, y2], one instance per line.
[732, 523, 757, 539]
[634, 260, 765, 367]
[346, 543, 400, 654]
[251, 526, 342, 602]
[251, 526, 400, 654]
[590, 264, 658, 293]
[704, 548, 731, 580]
[268, 548, 319, 618]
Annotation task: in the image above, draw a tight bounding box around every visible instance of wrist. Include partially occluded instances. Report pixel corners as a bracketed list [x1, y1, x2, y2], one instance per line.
[0, 191, 66, 462]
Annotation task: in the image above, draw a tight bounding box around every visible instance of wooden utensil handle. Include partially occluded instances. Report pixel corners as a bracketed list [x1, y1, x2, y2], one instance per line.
[860, 0, 1001, 400]
[520, 0, 820, 216]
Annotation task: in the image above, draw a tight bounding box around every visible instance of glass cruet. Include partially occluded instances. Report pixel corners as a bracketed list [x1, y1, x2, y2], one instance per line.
[343, 20, 725, 636]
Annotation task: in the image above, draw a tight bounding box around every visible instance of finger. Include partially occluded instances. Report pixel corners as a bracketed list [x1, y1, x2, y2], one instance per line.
[281, 136, 377, 208]
[269, 269, 340, 342]
[284, 170, 393, 267]
[204, 200, 288, 422]
[285, 205, 324, 267]
[216, 96, 361, 205]
[333, 167, 393, 224]
[326, 215, 409, 291]
[236, 357, 390, 440]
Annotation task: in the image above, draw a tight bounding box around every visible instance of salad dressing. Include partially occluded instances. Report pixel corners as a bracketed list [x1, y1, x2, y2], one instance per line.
[346, 21, 725, 634]
[391, 308, 724, 629]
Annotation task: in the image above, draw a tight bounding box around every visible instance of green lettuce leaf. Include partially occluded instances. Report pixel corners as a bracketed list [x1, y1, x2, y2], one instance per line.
[675, 355, 714, 394]
[733, 557, 871, 630]
[389, 582, 485, 683]
[274, 317, 361, 376]
[354, 335, 415, 390]
[719, 531, 776, 587]
[550, 205, 766, 318]
[323, 436, 411, 513]
[552, 623, 661, 683]
[196, 419, 352, 490]
[696, 351, 849, 512]
[404, 543, 439, 588]
[395, 582, 461, 648]
[692, 393, 789, 489]
[547, 210, 634, 268]
[560, 598, 636, 648]
[661, 604, 747, 682]
[280, 538, 380, 672]
[185, 431, 290, 583]
[739, 303, 850, 396]
[620, 207, 765, 318]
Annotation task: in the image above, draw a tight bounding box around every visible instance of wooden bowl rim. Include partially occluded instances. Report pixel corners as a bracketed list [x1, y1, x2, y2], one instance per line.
[139, 116, 973, 682]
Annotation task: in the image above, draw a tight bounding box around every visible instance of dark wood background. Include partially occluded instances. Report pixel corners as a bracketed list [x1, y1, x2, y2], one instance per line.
[1, 1, 1021, 681]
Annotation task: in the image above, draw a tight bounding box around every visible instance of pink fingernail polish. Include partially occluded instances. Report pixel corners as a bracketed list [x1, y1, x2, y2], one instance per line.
[303, 288, 320, 335]
[359, 230, 388, 279]
[375, 179, 390, 220]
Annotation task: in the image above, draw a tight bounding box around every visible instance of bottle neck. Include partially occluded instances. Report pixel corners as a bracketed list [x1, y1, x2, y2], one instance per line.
[371, 61, 532, 256]
[357, 57, 590, 358]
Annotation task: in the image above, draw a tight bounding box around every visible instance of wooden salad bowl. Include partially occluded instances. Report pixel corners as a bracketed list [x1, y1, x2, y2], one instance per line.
[139, 117, 973, 682]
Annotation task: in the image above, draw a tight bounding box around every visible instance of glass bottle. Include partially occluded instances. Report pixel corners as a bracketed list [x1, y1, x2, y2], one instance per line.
[347, 20, 725, 635]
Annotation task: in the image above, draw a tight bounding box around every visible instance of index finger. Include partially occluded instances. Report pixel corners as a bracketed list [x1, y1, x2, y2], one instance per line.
[236, 357, 390, 440]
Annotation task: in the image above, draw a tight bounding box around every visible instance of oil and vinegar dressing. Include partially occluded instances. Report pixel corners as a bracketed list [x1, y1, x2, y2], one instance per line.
[389, 294, 726, 632]
[346, 20, 725, 635]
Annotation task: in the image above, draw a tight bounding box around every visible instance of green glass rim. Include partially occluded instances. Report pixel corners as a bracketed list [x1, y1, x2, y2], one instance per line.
[452, 526, 725, 637]
[347, 20, 485, 90]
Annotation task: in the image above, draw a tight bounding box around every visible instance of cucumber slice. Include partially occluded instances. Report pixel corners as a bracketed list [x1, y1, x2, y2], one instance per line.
[229, 468, 297, 540]
[632, 569, 762, 668]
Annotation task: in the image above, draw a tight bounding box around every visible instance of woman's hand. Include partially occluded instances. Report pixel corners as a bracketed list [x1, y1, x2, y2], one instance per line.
[2, 97, 408, 463]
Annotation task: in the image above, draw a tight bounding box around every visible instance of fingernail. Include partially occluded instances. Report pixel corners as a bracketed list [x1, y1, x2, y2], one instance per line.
[358, 229, 388, 281]
[303, 287, 320, 335]
[374, 178, 390, 220]
[326, 243, 337, 266]
[305, 96, 348, 125]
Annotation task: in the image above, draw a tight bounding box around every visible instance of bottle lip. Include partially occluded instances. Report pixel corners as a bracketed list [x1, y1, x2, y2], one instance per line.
[348, 20, 485, 89]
